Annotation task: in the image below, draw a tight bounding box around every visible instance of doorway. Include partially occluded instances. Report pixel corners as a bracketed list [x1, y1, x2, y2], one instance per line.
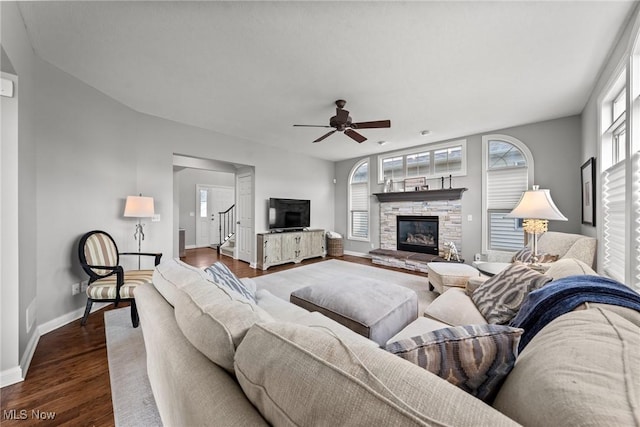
[195, 185, 235, 248]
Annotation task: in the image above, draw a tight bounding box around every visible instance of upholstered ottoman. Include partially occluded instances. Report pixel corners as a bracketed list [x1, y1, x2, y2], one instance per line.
[427, 262, 480, 294]
[290, 280, 418, 346]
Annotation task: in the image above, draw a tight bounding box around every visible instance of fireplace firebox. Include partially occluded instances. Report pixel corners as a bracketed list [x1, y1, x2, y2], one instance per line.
[396, 215, 439, 255]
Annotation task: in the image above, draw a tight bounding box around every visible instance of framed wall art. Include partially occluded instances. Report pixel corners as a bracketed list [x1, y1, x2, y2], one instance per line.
[581, 157, 596, 226]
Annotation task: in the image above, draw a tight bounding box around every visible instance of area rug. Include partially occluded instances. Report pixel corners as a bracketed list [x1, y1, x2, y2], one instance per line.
[105, 308, 161, 427]
[251, 259, 437, 314]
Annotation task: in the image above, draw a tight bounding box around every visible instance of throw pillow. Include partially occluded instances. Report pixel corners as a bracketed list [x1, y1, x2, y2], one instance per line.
[512, 247, 559, 263]
[471, 263, 552, 324]
[204, 262, 257, 303]
[385, 324, 523, 403]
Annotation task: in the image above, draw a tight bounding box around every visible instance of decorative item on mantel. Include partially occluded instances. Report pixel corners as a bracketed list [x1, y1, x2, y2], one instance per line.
[404, 177, 426, 192]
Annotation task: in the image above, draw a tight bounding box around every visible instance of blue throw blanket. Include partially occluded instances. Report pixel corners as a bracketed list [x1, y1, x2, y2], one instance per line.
[510, 275, 640, 351]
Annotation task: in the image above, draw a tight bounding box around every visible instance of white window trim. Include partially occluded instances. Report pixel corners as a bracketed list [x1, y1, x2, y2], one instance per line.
[481, 134, 535, 255]
[377, 139, 467, 184]
[348, 158, 370, 242]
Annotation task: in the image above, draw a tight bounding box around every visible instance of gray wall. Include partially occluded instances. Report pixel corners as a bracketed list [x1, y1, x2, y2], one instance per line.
[2, 0, 335, 379]
[2, 2, 39, 377]
[335, 115, 583, 263]
[176, 168, 235, 247]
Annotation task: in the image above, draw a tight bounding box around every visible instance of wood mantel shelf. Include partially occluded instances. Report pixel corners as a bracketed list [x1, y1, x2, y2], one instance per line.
[373, 188, 467, 202]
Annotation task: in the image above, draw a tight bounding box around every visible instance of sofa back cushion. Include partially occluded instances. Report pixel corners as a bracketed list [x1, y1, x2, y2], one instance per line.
[493, 307, 640, 426]
[544, 257, 597, 280]
[174, 279, 273, 373]
[152, 258, 209, 306]
[234, 322, 519, 427]
[537, 231, 596, 268]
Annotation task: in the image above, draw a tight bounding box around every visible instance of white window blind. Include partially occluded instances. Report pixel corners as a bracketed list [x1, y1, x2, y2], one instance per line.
[350, 181, 369, 239]
[486, 167, 528, 250]
[349, 160, 369, 240]
[602, 161, 626, 282]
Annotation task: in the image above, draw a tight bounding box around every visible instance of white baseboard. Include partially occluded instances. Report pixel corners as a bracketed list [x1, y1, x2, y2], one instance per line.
[1, 301, 111, 387]
[38, 302, 110, 336]
[0, 366, 23, 388]
[343, 250, 370, 258]
[185, 244, 197, 250]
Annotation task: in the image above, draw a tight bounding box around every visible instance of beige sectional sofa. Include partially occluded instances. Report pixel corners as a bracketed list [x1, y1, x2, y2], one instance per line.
[137, 258, 640, 426]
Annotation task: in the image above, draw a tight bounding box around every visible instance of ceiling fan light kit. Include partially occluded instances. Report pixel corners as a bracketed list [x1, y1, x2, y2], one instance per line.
[294, 99, 391, 144]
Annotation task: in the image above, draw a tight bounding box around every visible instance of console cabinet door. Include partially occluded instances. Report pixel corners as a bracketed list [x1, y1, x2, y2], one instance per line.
[281, 232, 301, 261]
[259, 234, 282, 269]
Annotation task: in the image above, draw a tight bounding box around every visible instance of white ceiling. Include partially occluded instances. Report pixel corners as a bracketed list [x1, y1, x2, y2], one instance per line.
[17, 1, 637, 162]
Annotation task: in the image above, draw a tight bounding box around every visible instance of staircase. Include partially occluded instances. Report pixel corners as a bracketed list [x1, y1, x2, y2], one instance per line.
[217, 204, 236, 258]
[219, 234, 235, 258]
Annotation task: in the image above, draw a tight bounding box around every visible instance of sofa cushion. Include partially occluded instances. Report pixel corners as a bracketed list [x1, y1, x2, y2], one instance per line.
[493, 307, 640, 426]
[204, 261, 256, 303]
[234, 322, 519, 427]
[174, 279, 274, 373]
[424, 288, 487, 326]
[471, 263, 552, 324]
[152, 258, 209, 306]
[385, 324, 523, 402]
[545, 257, 597, 280]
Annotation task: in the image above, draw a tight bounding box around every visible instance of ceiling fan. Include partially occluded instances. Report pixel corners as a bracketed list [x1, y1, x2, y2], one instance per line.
[294, 99, 391, 143]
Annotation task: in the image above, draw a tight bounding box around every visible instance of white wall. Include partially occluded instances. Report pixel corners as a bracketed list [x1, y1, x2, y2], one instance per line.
[335, 115, 583, 263]
[580, 4, 640, 242]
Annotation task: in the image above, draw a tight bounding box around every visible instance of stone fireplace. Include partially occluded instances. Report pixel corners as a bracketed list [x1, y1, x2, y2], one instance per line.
[396, 215, 439, 255]
[371, 188, 466, 271]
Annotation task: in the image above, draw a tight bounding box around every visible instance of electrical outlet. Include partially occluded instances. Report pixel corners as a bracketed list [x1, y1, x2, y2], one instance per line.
[71, 283, 80, 296]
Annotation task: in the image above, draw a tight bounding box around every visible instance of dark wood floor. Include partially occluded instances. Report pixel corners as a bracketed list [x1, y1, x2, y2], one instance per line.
[0, 248, 422, 426]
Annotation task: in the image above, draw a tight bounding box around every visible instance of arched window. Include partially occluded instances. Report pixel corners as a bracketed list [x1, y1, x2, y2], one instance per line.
[349, 159, 369, 240]
[482, 135, 534, 253]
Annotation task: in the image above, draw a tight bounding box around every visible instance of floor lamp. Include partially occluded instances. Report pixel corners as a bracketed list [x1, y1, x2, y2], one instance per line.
[505, 185, 567, 264]
[124, 195, 155, 269]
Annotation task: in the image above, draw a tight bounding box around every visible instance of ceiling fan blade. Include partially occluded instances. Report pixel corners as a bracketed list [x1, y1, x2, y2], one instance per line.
[313, 130, 337, 143]
[344, 129, 367, 143]
[336, 108, 350, 123]
[351, 120, 391, 129]
[293, 124, 333, 128]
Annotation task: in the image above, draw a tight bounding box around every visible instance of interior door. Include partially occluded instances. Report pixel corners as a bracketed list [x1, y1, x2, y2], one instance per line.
[236, 173, 254, 263]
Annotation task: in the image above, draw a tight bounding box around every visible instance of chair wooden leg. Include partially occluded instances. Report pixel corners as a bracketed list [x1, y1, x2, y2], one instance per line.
[130, 300, 139, 328]
[81, 299, 93, 326]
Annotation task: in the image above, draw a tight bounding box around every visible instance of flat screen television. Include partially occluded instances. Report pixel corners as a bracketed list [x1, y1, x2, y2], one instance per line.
[268, 198, 310, 230]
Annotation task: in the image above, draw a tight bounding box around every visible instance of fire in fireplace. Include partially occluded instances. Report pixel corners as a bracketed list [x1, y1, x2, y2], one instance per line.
[396, 215, 439, 255]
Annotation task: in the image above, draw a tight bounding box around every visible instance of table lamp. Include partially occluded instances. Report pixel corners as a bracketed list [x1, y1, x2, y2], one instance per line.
[505, 185, 567, 264]
[123, 194, 155, 268]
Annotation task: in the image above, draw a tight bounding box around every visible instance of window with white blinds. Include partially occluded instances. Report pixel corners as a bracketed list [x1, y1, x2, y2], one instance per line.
[602, 162, 626, 282]
[482, 135, 533, 253]
[486, 167, 529, 250]
[349, 160, 369, 240]
[633, 152, 640, 288]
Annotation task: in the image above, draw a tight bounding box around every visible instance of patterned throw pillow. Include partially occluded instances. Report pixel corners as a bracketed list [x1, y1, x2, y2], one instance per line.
[385, 324, 523, 402]
[204, 262, 257, 303]
[512, 247, 559, 263]
[472, 263, 552, 324]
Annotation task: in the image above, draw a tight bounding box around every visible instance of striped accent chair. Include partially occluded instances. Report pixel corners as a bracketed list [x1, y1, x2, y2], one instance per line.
[78, 230, 162, 327]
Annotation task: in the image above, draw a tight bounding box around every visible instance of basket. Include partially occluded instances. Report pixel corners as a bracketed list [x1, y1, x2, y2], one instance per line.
[327, 237, 344, 257]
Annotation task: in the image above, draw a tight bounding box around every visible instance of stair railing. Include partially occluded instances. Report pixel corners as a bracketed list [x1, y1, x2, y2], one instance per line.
[218, 204, 236, 248]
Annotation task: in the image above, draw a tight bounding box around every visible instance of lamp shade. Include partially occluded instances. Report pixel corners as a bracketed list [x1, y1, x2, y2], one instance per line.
[505, 186, 567, 221]
[123, 196, 155, 218]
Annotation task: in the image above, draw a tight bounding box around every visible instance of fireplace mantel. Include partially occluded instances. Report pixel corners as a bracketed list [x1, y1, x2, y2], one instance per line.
[373, 188, 467, 203]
